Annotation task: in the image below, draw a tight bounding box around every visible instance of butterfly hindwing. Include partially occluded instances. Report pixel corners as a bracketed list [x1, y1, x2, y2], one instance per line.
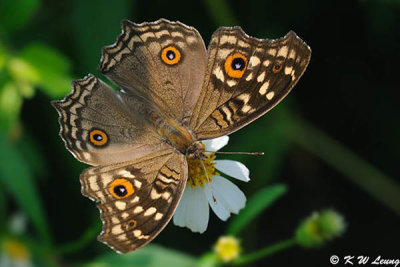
[80, 150, 187, 253]
[99, 19, 207, 123]
[190, 27, 311, 139]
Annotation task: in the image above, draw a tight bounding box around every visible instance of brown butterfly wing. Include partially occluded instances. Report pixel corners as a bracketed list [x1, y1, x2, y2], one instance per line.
[99, 19, 207, 124]
[80, 150, 187, 253]
[190, 27, 311, 139]
[52, 74, 165, 166]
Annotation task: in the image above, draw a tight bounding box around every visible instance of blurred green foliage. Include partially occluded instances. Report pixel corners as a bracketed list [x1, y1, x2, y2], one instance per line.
[0, 0, 399, 266]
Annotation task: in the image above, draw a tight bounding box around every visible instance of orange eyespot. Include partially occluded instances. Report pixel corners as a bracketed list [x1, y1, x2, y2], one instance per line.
[224, 53, 248, 78]
[272, 64, 282, 73]
[161, 46, 181, 65]
[89, 129, 108, 147]
[108, 178, 134, 199]
[128, 219, 137, 228]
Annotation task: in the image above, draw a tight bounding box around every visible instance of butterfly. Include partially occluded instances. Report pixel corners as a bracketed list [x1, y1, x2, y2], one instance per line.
[52, 19, 311, 253]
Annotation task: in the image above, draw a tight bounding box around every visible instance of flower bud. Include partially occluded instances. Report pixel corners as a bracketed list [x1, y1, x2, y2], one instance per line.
[295, 209, 346, 248]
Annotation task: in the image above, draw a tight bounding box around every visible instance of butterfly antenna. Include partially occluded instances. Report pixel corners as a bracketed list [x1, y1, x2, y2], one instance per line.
[208, 151, 265, 156]
[200, 159, 217, 203]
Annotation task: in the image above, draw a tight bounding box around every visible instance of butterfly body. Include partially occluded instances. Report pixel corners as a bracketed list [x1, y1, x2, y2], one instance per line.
[53, 19, 311, 253]
[157, 116, 199, 156]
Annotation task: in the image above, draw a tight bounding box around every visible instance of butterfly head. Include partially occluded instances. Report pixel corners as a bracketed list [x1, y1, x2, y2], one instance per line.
[186, 141, 206, 160]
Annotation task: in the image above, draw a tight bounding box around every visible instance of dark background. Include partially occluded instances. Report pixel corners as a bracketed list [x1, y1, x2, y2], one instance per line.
[1, 0, 399, 266]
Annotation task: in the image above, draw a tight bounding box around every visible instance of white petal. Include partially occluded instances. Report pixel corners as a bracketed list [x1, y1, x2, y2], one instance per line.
[202, 136, 229, 152]
[215, 160, 250, 182]
[206, 176, 246, 220]
[173, 185, 209, 233]
[204, 185, 230, 221]
[173, 189, 188, 227]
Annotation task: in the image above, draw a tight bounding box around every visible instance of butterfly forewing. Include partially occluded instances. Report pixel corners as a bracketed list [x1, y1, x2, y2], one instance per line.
[80, 150, 187, 253]
[99, 19, 207, 122]
[190, 27, 311, 139]
[51, 74, 165, 165]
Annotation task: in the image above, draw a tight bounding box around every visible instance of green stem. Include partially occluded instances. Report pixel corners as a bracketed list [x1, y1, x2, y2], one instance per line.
[232, 238, 297, 265]
[285, 113, 400, 215]
[56, 220, 101, 255]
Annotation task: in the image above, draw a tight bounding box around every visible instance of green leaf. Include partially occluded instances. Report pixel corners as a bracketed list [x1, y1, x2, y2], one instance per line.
[0, 0, 41, 33]
[196, 252, 220, 267]
[0, 132, 51, 245]
[18, 43, 72, 98]
[83, 244, 196, 267]
[0, 81, 23, 132]
[227, 184, 287, 235]
[7, 58, 37, 98]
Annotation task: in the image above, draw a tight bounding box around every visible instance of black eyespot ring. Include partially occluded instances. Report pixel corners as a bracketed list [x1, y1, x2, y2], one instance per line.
[231, 57, 246, 71]
[273, 64, 282, 73]
[108, 178, 134, 199]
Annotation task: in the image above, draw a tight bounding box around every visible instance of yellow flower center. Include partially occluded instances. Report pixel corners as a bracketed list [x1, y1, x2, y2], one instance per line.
[215, 236, 241, 262]
[186, 151, 219, 188]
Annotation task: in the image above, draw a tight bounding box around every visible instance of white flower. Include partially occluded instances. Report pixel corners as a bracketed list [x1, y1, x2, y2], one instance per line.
[173, 136, 249, 233]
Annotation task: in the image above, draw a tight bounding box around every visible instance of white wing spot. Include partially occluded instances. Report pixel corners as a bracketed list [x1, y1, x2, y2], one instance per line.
[257, 71, 266, 82]
[155, 212, 163, 221]
[213, 66, 225, 82]
[131, 196, 139, 203]
[133, 206, 143, 214]
[241, 104, 252, 113]
[115, 201, 126, 210]
[266, 91, 275, 100]
[144, 207, 157, 216]
[237, 93, 251, 103]
[118, 170, 135, 178]
[89, 177, 99, 191]
[267, 49, 277, 56]
[227, 79, 237, 87]
[134, 180, 142, 189]
[150, 188, 161, 199]
[112, 225, 123, 235]
[245, 73, 253, 81]
[217, 49, 232, 60]
[171, 31, 184, 38]
[278, 46, 289, 57]
[117, 234, 128, 241]
[284, 66, 293, 75]
[187, 36, 197, 45]
[140, 32, 154, 41]
[133, 229, 142, 237]
[133, 229, 149, 240]
[162, 191, 171, 200]
[259, 81, 270, 95]
[249, 56, 261, 68]
[220, 35, 236, 45]
[289, 50, 296, 59]
[238, 40, 250, 48]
